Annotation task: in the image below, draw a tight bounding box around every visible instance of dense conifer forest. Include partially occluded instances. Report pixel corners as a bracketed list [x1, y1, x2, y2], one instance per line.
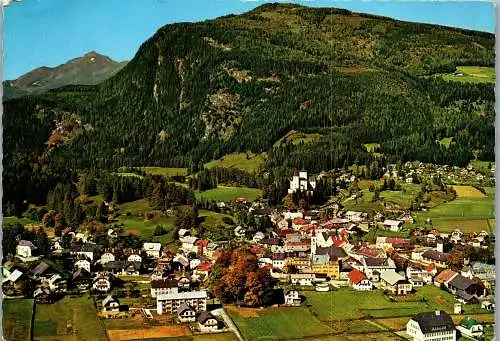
[3, 4, 494, 213]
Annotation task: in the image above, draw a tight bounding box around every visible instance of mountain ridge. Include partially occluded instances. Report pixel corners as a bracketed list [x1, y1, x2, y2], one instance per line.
[3, 51, 127, 100]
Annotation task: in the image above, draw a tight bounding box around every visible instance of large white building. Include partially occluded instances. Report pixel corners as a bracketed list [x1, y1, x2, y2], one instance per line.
[156, 290, 207, 315]
[406, 311, 456, 341]
[288, 170, 316, 195]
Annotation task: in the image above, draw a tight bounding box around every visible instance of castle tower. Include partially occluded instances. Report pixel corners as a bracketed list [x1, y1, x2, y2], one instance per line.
[310, 227, 317, 257]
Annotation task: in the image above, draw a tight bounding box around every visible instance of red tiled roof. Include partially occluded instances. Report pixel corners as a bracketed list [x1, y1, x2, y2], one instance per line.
[425, 264, 436, 272]
[347, 269, 367, 284]
[434, 269, 458, 284]
[196, 262, 212, 272]
[356, 247, 384, 258]
[386, 238, 409, 245]
[302, 224, 318, 232]
[195, 239, 209, 247]
[286, 242, 309, 246]
[278, 229, 296, 236]
[293, 218, 307, 225]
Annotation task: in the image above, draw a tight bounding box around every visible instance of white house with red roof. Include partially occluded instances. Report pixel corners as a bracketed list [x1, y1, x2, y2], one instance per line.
[347, 269, 373, 290]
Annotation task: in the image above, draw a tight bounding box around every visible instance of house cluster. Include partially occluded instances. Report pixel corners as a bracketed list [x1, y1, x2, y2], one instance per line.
[2, 233, 154, 303]
[3, 229, 226, 332]
[383, 161, 494, 184]
[223, 202, 496, 309]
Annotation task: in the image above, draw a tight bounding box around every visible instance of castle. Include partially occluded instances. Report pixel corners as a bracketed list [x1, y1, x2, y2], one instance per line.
[288, 170, 316, 195]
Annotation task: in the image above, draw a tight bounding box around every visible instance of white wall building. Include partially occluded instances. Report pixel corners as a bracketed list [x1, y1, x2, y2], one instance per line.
[406, 311, 456, 341]
[288, 170, 316, 194]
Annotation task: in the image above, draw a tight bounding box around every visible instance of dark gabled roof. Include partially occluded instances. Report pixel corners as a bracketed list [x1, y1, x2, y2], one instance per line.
[177, 303, 194, 315]
[260, 238, 282, 246]
[283, 288, 298, 295]
[340, 262, 353, 272]
[316, 246, 347, 260]
[72, 243, 100, 253]
[30, 261, 50, 276]
[106, 261, 142, 271]
[447, 275, 476, 291]
[456, 289, 474, 302]
[422, 249, 450, 262]
[18, 240, 37, 249]
[151, 278, 178, 289]
[103, 295, 119, 307]
[272, 253, 286, 260]
[253, 208, 271, 216]
[197, 311, 217, 324]
[412, 311, 455, 334]
[364, 257, 389, 267]
[72, 268, 91, 280]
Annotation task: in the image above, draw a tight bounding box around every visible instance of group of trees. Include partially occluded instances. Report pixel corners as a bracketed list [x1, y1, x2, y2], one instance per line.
[188, 167, 260, 191]
[3, 223, 50, 257]
[207, 248, 274, 306]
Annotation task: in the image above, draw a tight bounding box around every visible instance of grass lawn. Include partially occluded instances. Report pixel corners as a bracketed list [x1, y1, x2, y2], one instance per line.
[34, 295, 108, 341]
[118, 199, 154, 215]
[416, 186, 494, 233]
[118, 215, 176, 243]
[199, 209, 233, 227]
[343, 181, 421, 211]
[204, 152, 266, 173]
[116, 199, 177, 243]
[142, 167, 188, 177]
[442, 66, 495, 83]
[453, 185, 486, 198]
[3, 299, 34, 341]
[302, 287, 486, 321]
[115, 172, 145, 179]
[227, 306, 331, 340]
[118, 167, 188, 177]
[305, 333, 406, 341]
[274, 130, 322, 148]
[196, 186, 262, 202]
[134, 334, 239, 341]
[364, 229, 410, 242]
[3, 216, 37, 226]
[470, 160, 494, 174]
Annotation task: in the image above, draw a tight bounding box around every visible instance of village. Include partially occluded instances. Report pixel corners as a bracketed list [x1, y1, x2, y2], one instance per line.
[2, 163, 496, 341]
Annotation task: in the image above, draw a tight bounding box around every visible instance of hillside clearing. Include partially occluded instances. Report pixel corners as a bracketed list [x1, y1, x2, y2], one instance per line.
[196, 186, 262, 202]
[273, 130, 323, 148]
[142, 167, 188, 177]
[416, 186, 494, 233]
[441, 66, 495, 83]
[204, 152, 266, 173]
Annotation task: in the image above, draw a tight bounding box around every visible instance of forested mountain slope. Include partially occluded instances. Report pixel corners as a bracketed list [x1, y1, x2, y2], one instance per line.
[3, 3, 495, 213]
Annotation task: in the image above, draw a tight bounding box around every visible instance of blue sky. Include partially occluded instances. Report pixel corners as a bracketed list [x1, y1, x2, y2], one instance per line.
[4, 0, 496, 80]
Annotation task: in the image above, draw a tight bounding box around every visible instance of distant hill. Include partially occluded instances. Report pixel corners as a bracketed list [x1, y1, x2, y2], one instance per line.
[3, 51, 127, 100]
